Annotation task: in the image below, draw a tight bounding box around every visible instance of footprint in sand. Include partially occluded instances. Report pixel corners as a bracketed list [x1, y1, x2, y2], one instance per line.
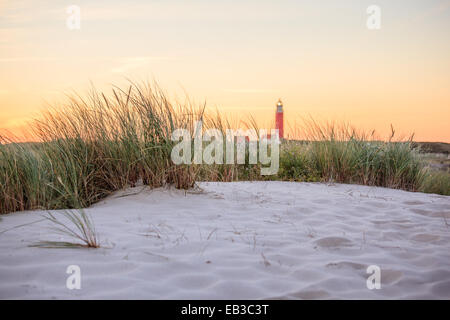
[381, 269, 403, 285]
[315, 237, 353, 249]
[403, 201, 426, 206]
[410, 208, 450, 219]
[411, 234, 440, 242]
[431, 280, 450, 299]
[326, 261, 366, 271]
[288, 290, 330, 299]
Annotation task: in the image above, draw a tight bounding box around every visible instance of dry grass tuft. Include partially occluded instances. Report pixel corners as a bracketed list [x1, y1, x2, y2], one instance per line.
[32, 209, 99, 248]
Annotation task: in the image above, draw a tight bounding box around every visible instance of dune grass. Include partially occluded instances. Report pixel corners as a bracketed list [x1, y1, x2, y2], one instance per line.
[1, 82, 204, 214]
[0, 81, 448, 215]
[277, 123, 427, 191]
[31, 209, 100, 248]
[419, 171, 450, 196]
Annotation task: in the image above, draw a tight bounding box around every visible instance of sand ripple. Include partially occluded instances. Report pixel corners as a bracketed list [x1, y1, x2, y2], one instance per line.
[0, 182, 449, 299]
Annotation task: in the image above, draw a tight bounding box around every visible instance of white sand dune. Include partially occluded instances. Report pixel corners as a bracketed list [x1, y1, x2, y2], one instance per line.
[0, 181, 449, 300]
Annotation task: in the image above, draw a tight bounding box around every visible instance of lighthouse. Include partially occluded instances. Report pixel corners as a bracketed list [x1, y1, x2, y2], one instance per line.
[275, 99, 284, 139]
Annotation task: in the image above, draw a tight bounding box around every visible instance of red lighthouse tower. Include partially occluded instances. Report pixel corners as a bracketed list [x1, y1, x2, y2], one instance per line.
[275, 99, 284, 139]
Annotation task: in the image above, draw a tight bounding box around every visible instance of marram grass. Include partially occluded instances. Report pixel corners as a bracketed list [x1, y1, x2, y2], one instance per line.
[1, 82, 204, 214]
[0, 82, 449, 215]
[31, 209, 99, 249]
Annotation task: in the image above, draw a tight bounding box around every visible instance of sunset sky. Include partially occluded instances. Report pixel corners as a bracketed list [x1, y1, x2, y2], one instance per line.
[1, 0, 449, 141]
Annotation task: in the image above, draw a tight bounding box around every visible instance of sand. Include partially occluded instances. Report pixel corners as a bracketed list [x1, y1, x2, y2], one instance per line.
[0, 181, 449, 299]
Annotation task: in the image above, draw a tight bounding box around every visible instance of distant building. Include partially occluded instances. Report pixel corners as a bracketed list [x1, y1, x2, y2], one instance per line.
[261, 99, 284, 143]
[275, 99, 284, 139]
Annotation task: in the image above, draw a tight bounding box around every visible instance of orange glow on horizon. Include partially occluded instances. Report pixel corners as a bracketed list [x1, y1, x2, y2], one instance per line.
[1, 1, 449, 142]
